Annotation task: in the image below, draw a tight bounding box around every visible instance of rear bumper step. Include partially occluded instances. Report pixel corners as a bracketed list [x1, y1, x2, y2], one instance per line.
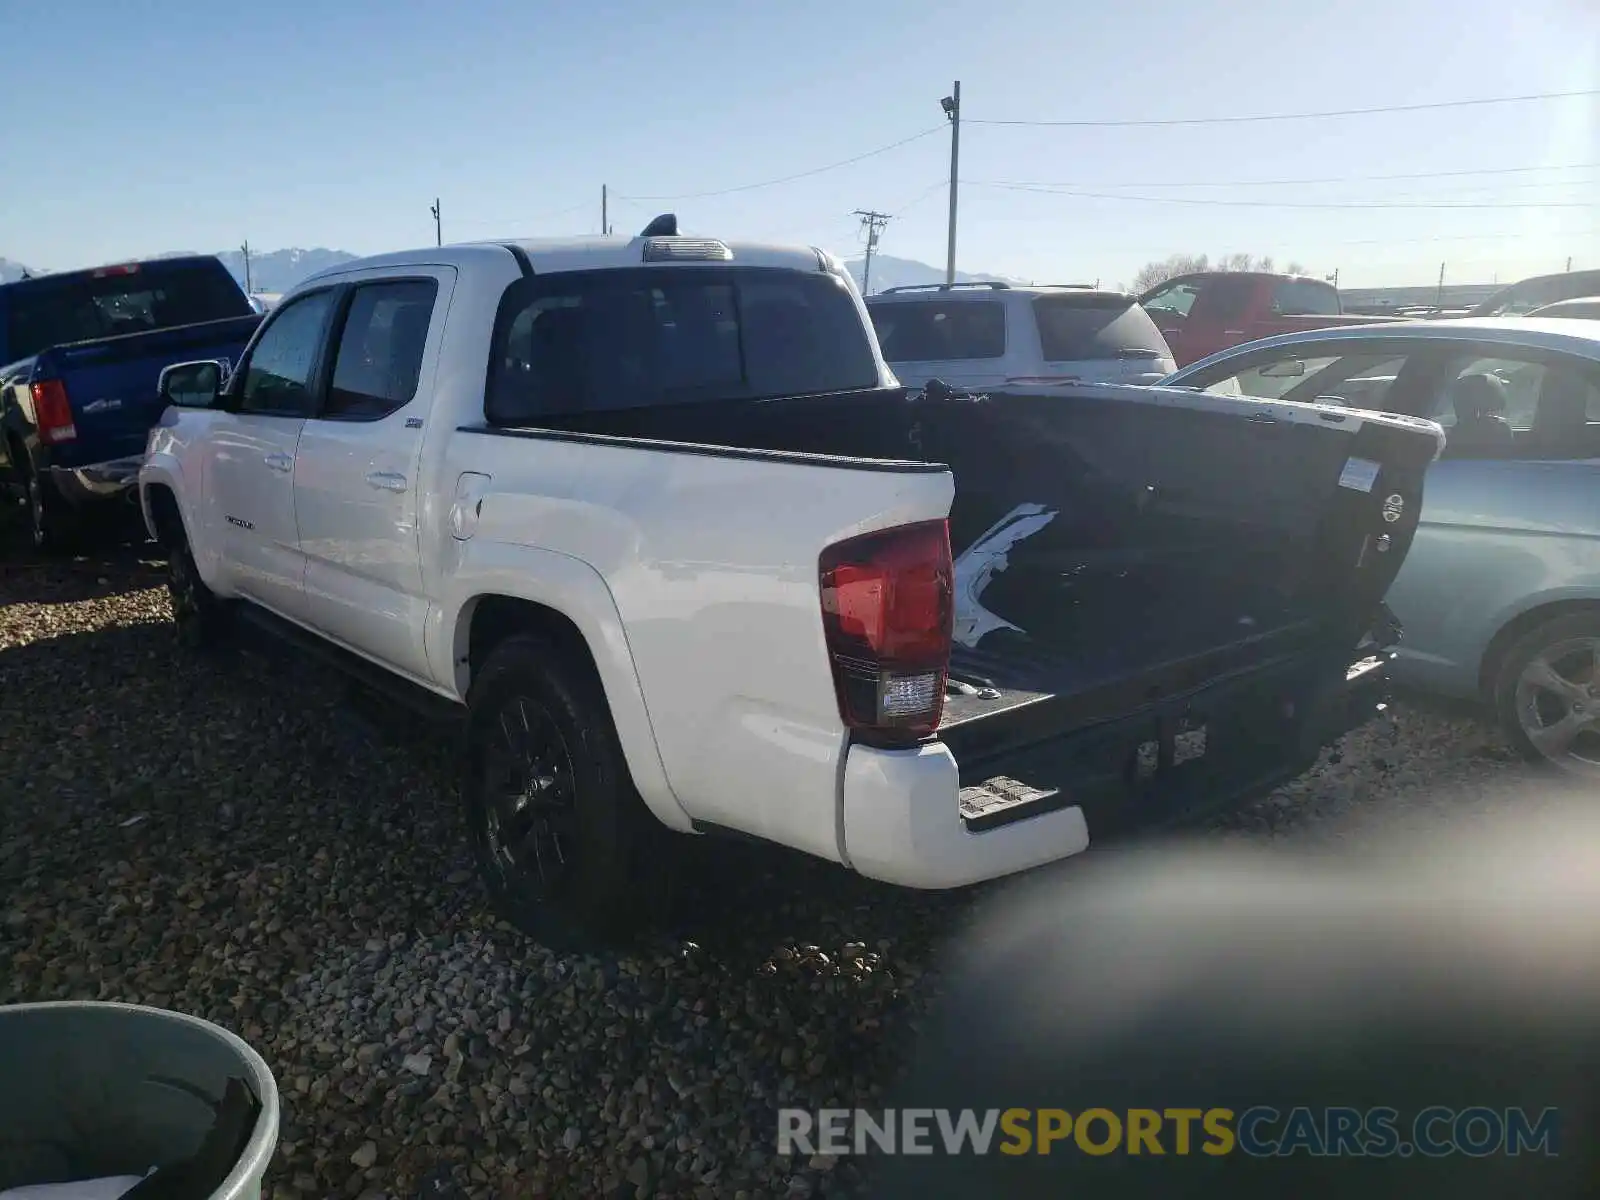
[958, 775, 1070, 832]
[954, 651, 1390, 838]
[46, 454, 145, 507]
[838, 646, 1394, 891]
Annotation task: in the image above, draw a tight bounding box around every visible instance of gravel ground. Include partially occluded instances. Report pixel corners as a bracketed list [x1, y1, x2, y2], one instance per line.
[0, 530, 1550, 1199]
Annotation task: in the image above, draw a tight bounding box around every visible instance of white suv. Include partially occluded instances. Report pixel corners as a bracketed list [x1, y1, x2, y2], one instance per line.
[865, 282, 1176, 392]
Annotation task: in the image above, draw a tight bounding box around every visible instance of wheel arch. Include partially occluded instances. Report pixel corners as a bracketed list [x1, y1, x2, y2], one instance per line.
[1479, 596, 1600, 698]
[443, 566, 692, 834]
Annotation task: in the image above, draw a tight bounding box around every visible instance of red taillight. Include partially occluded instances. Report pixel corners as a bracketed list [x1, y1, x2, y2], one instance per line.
[819, 519, 954, 745]
[92, 263, 140, 278]
[30, 380, 76, 444]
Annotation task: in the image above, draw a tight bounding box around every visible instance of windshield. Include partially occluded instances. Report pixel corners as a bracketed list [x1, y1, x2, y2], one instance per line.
[1033, 294, 1170, 360]
[2, 260, 250, 362]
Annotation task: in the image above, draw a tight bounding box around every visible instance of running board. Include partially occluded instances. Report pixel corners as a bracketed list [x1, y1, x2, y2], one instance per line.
[230, 603, 466, 727]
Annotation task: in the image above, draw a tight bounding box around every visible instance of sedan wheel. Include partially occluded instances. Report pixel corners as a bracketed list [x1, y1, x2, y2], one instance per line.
[1496, 613, 1600, 777]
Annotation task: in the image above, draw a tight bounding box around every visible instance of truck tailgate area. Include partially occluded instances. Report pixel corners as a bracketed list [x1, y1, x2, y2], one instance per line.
[506, 381, 1440, 851]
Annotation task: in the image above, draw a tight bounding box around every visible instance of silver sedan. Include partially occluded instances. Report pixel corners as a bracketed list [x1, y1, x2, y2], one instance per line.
[1164, 318, 1600, 777]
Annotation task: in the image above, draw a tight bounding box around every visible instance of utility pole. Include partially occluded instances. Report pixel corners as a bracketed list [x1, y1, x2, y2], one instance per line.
[853, 209, 891, 296]
[602, 185, 609, 236]
[1436, 261, 1446, 307]
[1327, 268, 1340, 288]
[240, 240, 253, 294]
[431, 198, 442, 247]
[1567, 255, 1573, 272]
[942, 81, 961, 286]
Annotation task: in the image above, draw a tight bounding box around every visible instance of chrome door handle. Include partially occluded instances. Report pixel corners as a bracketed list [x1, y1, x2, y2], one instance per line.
[264, 452, 293, 472]
[365, 471, 408, 492]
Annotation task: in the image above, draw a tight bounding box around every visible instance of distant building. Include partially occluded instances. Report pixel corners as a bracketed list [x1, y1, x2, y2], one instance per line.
[1338, 283, 1501, 314]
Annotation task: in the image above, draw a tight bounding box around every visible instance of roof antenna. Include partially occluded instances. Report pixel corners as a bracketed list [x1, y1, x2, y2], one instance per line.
[640, 213, 679, 237]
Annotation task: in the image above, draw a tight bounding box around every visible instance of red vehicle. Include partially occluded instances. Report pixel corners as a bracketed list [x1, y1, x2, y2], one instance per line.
[1139, 272, 1397, 368]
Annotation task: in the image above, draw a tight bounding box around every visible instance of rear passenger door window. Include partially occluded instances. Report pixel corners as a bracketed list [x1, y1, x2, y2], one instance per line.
[867, 300, 1006, 362]
[1417, 350, 1600, 460]
[323, 279, 439, 420]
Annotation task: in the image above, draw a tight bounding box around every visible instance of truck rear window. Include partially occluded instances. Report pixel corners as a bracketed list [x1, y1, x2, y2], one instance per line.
[867, 300, 1006, 361]
[486, 267, 881, 422]
[1032, 294, 1170, 361]
[2, 260, 250, 363]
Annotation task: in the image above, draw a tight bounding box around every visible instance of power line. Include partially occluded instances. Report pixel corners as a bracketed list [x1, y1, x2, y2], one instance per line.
[970, 162, 1600, 191]
[967, 88, 1600, 129]
[615, 127, 943, 202]
[891, 180, 949, 217]
[969, 181, 1595, 210]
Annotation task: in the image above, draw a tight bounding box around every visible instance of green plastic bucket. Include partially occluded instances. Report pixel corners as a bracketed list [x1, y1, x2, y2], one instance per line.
[0, 1001, 279, 1199]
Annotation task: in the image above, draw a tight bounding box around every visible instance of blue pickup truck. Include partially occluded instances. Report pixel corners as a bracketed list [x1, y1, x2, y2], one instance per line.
[0, 255, 262, 550]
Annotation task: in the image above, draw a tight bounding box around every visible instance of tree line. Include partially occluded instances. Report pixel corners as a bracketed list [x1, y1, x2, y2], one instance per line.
[1132, 253, 1311, 294]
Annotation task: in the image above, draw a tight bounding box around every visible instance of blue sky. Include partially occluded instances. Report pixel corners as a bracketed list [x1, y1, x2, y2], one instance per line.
[3, 0, 1597, 288]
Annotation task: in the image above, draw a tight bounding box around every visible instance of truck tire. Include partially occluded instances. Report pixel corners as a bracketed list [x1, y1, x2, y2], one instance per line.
[17, 451, 75, 554]
[163, 514, 231, 652]
[1492, 611, 1600, 778]
[463, 632, 667, 948]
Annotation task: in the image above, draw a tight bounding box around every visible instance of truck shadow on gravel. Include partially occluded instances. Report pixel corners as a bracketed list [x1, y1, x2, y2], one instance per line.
[0, 606, 972, 974]
[0, 522, 167, 606]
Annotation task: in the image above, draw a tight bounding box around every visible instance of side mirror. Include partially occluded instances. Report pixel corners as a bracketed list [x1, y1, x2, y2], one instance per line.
[158, 359, 230, 410]
[1258, 359, 1307, 379]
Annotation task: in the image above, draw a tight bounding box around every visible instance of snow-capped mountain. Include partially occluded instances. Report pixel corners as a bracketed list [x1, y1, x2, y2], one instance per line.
[206, 248, 360, 294]
[0, 248, 360, 294]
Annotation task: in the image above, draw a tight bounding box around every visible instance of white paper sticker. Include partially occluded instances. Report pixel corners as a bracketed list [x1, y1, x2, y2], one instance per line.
[1337, 457, 1380, 493]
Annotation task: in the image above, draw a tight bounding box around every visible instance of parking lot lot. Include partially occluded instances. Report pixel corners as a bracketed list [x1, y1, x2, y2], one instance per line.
[0, 526, 1552, 1200]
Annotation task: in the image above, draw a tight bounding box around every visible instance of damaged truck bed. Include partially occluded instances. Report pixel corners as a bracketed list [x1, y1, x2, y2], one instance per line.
[550, 378, 1442, 849]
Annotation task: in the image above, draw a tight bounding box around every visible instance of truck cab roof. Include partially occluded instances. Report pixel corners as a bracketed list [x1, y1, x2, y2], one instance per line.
[297, 232, 841, 289]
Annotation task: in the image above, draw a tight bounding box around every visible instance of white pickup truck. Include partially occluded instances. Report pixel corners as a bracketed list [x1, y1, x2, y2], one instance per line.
[140, 217, 1444, 944]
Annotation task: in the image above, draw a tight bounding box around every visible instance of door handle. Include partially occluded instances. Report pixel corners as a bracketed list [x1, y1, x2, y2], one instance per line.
[264, 452, 293, 472]
[365, 471, 408, 492]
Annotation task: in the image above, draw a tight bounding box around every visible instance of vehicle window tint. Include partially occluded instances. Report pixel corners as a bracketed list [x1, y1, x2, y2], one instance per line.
[1199, 354, 1344, 400]
[324, 280, 438, 420]
[1425, 357, 1545, 431]
[867, 300, 1006, 361]
[1140, 281, 1199, 321]
[1531, 300, 1600, 320]
[488, 268, 880, 422]
[1422, 353, 1600, 460]
[1271, 279, 1341, 317]
[3, 261, 251, 363]
[1486, 276, 1592, 317]
[1281, 354, 1409, 408]
[1032, 295, 1170, 361]
[237, 289, 337, 416]
[1194, 275, 1254, 323]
